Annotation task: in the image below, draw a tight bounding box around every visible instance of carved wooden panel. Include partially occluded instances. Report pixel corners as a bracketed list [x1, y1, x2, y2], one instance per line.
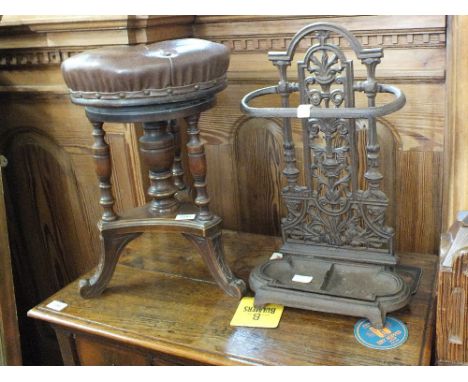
[437, 216, 468, 365]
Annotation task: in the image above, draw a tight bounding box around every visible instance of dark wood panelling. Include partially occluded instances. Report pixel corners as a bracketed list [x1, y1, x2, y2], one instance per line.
[396, 151, 443, 254]
[0, 156, 22, 365]
[234, 117, 284, 235]
[1, 129, 91, 365]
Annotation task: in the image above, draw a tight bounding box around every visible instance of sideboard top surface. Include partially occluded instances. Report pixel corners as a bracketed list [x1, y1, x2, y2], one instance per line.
[28, 230, 437, 366]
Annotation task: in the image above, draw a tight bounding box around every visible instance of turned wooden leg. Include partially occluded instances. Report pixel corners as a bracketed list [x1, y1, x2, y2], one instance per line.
[79, 231, 141, 298]
[140, 121, 178, 214]
[185, 114, 212, 221]
[183, 232, 247, 298]
[168, 119, 186, 191]
[91, 121, 117, 222]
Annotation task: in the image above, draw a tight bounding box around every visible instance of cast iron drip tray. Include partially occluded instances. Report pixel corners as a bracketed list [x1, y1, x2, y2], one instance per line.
[249, 255, 421, 328]
[260, 257, 418, 302]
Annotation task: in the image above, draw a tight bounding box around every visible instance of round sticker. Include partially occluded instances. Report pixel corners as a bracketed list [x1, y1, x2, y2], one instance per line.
[354, 316, 408, 350]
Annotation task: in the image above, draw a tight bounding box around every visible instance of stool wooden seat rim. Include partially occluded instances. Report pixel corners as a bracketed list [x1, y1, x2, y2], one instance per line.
[70, 78, 226, 108]
[85, 96, 216, 123]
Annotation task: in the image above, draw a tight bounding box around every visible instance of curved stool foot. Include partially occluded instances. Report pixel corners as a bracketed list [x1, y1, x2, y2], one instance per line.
[79, 231, 141, 298]
[183, 232, 247, 298]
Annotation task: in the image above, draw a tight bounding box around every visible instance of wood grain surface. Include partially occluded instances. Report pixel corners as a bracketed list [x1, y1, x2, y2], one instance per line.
[443, 16, 468, 230]
[437, 254, 468, 364]
[436, 216, 468, 365]
[0, 157, 22, 365]
[29, 230, 437, 365]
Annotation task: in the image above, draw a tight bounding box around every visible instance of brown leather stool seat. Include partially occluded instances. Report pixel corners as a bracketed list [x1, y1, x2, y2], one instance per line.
[61, 38, 230, 107]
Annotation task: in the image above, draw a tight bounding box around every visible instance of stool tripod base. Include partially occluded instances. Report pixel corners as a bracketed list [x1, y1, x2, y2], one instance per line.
[79, 202, 247, 299]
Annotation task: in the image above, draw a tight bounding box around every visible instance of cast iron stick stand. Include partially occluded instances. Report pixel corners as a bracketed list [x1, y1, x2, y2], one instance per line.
[241, 23, 420, 328]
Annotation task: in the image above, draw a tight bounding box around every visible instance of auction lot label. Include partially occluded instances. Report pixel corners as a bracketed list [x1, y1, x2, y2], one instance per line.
[230, 297, 284, 328]
[354, 316, 409, 350]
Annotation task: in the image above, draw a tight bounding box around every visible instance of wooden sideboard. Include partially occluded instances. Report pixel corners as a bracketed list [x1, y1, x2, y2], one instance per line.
[28, 230, 437, 366]
[1, 15, 467, 365]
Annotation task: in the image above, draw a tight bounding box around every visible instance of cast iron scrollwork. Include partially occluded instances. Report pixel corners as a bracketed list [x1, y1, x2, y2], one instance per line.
[274, 25, 393, 255]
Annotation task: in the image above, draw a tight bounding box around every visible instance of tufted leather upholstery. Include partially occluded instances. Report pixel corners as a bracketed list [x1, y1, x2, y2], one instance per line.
[61, 38, 230, 107]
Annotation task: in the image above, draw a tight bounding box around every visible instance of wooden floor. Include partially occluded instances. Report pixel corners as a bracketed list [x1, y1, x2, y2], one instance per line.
[29, 230, 437, 365]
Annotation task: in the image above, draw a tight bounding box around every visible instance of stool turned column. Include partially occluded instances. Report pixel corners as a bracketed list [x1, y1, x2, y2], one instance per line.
[140, 120, 178, 214]
[185, 114, 212, 221]
[62, 38, 246, 299]
[91, 121, 117, 222]
[169, 120, 186, 192]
